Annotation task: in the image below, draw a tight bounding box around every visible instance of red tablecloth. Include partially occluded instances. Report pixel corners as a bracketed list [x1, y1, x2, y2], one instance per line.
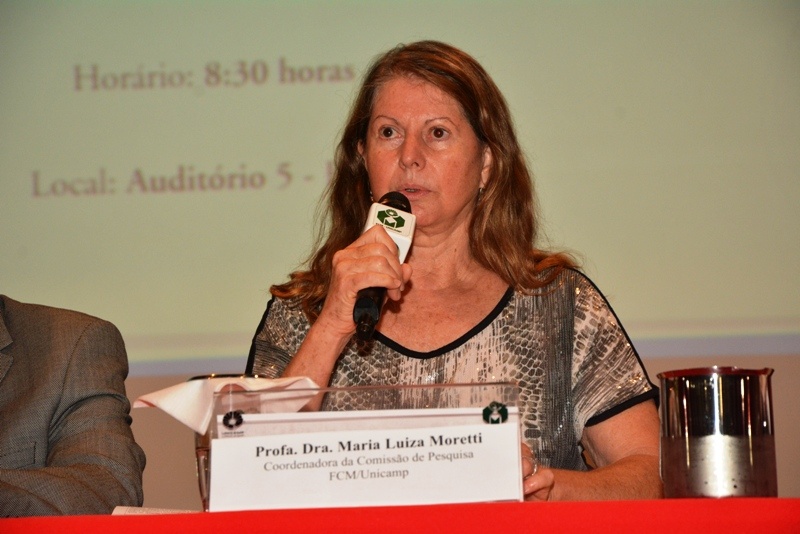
[2, 498, 799, 533]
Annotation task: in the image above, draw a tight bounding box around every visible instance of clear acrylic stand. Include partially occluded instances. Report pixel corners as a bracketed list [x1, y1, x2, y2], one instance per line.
[196, 382, 522, 511]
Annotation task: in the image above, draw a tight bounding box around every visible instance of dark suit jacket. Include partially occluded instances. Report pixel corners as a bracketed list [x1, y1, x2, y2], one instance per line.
[0, 295, 146, 516]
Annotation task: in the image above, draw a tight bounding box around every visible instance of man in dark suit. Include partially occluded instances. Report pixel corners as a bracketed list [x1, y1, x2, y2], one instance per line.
[0, 295, 145, 516]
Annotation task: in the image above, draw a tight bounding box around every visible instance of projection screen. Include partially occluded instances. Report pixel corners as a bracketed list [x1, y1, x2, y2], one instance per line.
[1, 1, 798, 375]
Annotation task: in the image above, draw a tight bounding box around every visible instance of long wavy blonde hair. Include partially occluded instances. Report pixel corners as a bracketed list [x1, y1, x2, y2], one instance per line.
[272, 40, 576, 321]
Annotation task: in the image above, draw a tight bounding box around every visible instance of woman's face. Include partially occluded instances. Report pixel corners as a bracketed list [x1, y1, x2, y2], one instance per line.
[358, 76, 492, 235]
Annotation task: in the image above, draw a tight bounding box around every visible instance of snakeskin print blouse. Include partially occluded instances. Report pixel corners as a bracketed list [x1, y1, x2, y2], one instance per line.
[247, 268, 657, 471]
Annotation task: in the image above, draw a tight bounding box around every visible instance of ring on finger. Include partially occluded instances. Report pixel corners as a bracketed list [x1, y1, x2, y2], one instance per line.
[522, 455, 538, 477]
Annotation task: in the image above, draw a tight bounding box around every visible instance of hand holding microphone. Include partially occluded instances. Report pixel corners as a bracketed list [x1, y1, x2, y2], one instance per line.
[353, 191, 416, 340]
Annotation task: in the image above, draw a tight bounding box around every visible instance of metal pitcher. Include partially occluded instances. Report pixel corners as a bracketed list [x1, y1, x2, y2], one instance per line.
[658, 366, 777, 497]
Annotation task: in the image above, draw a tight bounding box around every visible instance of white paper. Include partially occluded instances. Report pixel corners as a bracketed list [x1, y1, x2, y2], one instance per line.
[133, 376, 318, 434]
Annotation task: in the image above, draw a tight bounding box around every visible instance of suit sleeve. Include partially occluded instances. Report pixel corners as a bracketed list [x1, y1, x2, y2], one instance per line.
[0, 318, 146, 516]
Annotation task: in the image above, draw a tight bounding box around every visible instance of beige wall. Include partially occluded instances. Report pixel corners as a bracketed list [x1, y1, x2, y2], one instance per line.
[127, 353, 800, 511]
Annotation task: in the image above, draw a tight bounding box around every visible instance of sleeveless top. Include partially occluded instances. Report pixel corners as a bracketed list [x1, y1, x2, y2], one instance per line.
[247, 268, 657, 471]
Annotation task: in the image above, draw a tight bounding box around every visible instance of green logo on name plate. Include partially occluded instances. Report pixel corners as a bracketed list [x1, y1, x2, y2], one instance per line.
[482, 401, 508, 424]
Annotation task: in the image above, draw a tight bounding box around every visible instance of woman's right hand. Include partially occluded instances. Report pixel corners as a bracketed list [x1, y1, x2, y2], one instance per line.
[315, 224, 412, 340]
[282, 225, 412, 391]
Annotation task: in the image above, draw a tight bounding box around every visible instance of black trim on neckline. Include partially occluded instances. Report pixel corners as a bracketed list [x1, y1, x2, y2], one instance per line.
[373, 286, 514, 360]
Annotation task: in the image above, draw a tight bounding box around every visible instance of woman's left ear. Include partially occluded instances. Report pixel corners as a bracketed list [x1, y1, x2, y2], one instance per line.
[480, 146, 493, 189]
[358, 141, 368, 172]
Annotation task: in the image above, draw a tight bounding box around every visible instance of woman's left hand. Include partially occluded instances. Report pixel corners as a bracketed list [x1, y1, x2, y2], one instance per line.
[521, 442, 554, 502]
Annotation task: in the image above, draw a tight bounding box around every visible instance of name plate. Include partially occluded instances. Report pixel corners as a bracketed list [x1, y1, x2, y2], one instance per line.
[208, 407, 522, 511]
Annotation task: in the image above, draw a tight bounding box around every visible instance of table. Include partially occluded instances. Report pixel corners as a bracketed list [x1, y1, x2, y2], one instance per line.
[2, 498, 798, 533]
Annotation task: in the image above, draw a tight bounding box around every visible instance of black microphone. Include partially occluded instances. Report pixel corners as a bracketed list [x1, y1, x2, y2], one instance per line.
[353, 191, 416, 340]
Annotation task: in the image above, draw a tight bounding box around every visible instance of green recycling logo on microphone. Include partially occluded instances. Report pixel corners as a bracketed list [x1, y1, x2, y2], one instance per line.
[377, 208, 406, 229]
